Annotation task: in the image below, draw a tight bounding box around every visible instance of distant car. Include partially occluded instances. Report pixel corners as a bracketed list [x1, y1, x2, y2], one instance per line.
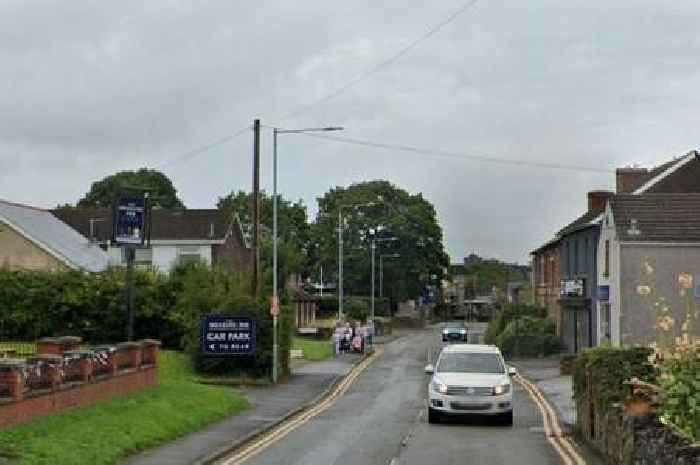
[425, 344, 516, 425]
[441, 321, 467, 342]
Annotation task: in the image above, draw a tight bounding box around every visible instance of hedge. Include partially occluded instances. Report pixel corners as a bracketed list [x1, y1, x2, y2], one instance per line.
[495, 316, 561, 358]
[0, 263, 292, 378]
[659, 348, 699, 441]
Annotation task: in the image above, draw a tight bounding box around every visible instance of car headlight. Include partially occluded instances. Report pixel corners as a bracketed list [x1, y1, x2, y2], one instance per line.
[459, 328, 466, 334]
[442, 328, 449, 334]
[493, 383, 511, 395]
[432, 379, 448, 394]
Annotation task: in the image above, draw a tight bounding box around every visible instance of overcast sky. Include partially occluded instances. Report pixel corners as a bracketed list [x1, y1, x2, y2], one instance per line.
[2, 0, 700, 263]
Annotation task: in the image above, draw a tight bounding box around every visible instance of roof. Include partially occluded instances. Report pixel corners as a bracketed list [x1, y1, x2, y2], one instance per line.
[0, 200, 109, 272]
[557, 210, 601, 236]
[52, 208, 244, 243]
[441, 344, 501, 354]
[530, 236, 561, 255]
[610, 194, 700, 242]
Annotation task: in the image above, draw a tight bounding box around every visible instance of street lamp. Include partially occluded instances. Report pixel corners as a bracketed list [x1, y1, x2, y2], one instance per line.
[337, 201, 375, 321]
[272, 125, 343, 384]
[379, 253, 400, 300]
[367, 228, 397, 327]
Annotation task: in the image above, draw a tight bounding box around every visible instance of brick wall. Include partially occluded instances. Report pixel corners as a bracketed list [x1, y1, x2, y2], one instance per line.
[0, 367, 157, 429]
[212, 224, 253, 274]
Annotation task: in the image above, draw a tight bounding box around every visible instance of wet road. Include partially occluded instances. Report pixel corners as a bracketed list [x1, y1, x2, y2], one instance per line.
[227, 328, 563, 465]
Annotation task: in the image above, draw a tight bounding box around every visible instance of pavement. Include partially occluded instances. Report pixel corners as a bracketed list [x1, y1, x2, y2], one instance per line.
[122, 353, 363, 465]
[510, 357, 576, 430]
[216, 328, 569, 465]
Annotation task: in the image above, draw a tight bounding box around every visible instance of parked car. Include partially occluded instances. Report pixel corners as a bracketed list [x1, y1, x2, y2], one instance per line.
[425, 344, 516, 425]
[441, 320, 467, 342]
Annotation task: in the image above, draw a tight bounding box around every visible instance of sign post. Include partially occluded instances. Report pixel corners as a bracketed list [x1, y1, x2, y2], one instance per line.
[271, 296, 280, 383]
[201, 315, 256, 356]
[113, 193, 150, 341]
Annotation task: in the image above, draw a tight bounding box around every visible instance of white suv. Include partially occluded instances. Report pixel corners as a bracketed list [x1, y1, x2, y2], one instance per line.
[425, 344, 516, 425]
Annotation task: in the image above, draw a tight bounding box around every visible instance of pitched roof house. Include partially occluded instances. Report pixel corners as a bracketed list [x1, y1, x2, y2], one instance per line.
[52, 208, 252, 273]
[0, 200, 109, 272]
[597, 194, 700, 350]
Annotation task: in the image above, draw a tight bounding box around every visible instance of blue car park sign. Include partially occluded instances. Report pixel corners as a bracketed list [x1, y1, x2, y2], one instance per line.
[113, 195, 148, 246]
[202, 315, 256, 356]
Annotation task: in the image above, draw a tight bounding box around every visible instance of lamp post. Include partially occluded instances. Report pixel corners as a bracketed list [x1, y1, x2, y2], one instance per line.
[368, 230, 397, 324]
[337, 201, 375, 321]
[379, 253, 400, 300]
[272, 125, 343, 383]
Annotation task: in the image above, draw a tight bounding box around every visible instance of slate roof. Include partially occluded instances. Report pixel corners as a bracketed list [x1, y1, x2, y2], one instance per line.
[52, 208, 244, 243]
[610, 194, 700, 242]
[0, 200, 109, 272]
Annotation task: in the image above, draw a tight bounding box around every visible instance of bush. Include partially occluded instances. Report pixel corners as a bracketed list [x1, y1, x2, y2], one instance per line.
[659, 348, 699, 441]
[484, 303, 547, 344]
[495, 316, 561, 358]
[573, 346, 655, 407]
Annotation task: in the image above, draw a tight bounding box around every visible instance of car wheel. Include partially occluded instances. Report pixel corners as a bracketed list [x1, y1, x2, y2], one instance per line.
[428, 408, 441, 424]
[501, 410, 513, 426]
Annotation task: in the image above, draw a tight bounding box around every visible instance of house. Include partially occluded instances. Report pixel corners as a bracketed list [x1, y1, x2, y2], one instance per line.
[52, 208, 252, 273]
[530, 149, 700, 353]
[531, 238, 561, 330]
[0, 200, 109, 272]
[597, 194, 700, 350]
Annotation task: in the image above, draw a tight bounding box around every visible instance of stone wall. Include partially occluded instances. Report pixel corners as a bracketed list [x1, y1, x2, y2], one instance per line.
[577, 400, 699, 465]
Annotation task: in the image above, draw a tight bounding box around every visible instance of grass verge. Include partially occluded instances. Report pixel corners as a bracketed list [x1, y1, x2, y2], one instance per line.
[292, 337, 334, 361]
[0, 351, 248, 465]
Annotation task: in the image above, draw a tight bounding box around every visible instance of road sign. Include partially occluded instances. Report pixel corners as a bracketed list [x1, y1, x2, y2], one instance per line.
[270, 296, 280, 316]
[201, 315, 256, 356]
[113, 194, 148, 246]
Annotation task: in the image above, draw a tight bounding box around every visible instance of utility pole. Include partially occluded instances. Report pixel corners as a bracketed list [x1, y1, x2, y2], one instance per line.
[338, 210, 344, 321]
[251, 119, 261, 298]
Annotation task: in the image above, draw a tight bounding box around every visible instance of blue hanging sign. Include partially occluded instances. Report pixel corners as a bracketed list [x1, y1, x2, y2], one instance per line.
[113, 194, 148, 246]
[598, 285, 610, 301]
[201, 315, 256, 356]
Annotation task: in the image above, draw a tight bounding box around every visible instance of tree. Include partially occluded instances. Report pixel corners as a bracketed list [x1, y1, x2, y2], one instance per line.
[311, 180, 449, 302]
[77, 168, 185, 209]
[218, 190, 310, 290]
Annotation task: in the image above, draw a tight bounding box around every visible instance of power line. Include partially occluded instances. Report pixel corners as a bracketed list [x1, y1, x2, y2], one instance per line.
[155, 125, 250, 169]
[153, 0, 482, 169]
[299, 132, 614, 174]
[281, 0, 481, 121]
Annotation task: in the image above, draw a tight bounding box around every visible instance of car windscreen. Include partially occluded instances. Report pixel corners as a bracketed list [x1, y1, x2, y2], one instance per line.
[436, 352, 504, 374]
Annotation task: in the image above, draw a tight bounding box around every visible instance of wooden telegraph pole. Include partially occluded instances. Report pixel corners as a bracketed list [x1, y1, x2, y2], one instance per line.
[251, 119, 261, 298]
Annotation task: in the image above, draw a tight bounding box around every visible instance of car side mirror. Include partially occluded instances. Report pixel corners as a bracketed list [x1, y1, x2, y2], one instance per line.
[508, 367, 517, 377]
[424, 364, 434, 375]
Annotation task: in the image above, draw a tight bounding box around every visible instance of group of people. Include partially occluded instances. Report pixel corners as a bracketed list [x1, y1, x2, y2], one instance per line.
[334, 320, 374, 354]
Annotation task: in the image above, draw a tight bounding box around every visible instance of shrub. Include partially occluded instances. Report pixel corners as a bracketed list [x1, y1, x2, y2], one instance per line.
[484, 303, 547, 344]
[573, 346, 655, 407]
[659, 348, 699, 441]
[495, 316, 561, 358]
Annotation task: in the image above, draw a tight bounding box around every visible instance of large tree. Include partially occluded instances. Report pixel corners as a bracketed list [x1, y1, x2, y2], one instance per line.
[311, 180, 449, 302]
[218, 190, 310, 290]
[77, 168, 185, 209]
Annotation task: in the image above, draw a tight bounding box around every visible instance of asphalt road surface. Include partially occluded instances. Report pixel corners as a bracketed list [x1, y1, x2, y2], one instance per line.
[234, 328, 564, 465]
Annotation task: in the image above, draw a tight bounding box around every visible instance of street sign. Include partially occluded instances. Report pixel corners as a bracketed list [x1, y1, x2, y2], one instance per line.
[201, 315, 256, 356]
[113, 194, 148, 246]
[270, 296, 280, 317]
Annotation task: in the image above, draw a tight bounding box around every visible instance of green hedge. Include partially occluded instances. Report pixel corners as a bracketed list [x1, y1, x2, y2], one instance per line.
[0, 263, 292, 379]
[573, 346, 655, 407]
[659, 349, 699, 441]
[484, 303, 546, 345]
[495, 316, 561, 358]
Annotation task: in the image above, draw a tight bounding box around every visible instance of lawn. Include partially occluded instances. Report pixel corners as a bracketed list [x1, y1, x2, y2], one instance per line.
[292, 337, 334, 361]
[0, 351, 249, 465]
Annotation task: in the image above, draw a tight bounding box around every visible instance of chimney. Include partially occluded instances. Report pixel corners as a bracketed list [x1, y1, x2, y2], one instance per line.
[616, 167, 648, 193]
[587, 190, 614, 213]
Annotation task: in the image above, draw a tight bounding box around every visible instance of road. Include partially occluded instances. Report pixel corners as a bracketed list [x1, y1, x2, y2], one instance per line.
[220, 327, 564, 465]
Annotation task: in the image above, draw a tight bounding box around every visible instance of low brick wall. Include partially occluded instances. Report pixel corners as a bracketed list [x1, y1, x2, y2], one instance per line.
[577, 400, 699, 465]
[0, 367, 157, 428]
[0, 338, 161, 429]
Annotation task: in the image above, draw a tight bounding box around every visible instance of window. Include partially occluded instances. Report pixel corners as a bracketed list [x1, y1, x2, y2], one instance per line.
[177, 245, 202, 264]
[600, 303, 611, 343]
[604, 240, 610, 277]
[584, 237, 589, 269]
[573, 240, 579, 274]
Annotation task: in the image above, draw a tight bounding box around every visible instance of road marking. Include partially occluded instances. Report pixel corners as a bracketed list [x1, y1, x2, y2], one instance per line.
[514, 375, 586, 465]
[219, 348, 383, 465]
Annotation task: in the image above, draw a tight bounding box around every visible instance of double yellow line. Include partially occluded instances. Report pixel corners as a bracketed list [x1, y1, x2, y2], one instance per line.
[514, 374, 586, 465]
[219, 348, 383, 465]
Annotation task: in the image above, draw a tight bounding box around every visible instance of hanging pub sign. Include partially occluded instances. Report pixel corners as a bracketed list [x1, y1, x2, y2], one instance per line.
[598, 285, 610, 301]
[113, 194, 149, 246]
[201, 315, 256, 356]
[560, 279, 585, 297]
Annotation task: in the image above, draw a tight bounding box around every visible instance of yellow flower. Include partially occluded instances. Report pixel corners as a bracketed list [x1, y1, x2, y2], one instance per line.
[656, 315, 675, 332]
[678, 273, 693, 289]
[637, 285, 651, 296]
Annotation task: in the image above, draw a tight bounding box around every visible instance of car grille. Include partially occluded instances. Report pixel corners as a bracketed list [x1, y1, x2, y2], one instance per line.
[445, 386, 492, 396]
[450, 402, 492, 411]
